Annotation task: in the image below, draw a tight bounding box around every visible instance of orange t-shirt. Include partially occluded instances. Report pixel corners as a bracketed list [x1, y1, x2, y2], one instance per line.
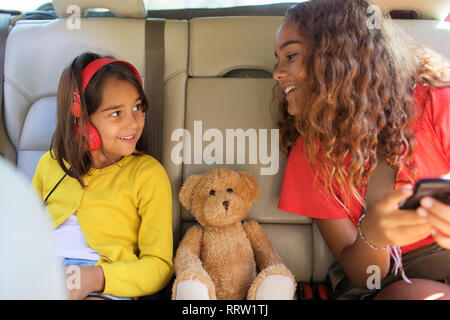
[278, 84, 450, 254]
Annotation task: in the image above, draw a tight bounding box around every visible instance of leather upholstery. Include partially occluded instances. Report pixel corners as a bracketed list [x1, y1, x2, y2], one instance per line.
[52, 0, 147, 19]
[1, 2, 448, 284]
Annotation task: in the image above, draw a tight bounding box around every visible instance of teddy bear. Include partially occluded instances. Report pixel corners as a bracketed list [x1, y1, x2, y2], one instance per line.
[172, 168, 296, 300]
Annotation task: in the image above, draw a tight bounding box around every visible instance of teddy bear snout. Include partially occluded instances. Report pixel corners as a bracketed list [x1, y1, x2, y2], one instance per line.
[222, 201, 230, 210]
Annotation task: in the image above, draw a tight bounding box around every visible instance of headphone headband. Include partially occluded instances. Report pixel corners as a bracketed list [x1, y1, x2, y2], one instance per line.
[72, 57, 143, 117]
[79, 57, 143, 94]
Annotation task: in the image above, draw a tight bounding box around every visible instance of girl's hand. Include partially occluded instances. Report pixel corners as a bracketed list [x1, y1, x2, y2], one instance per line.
[418, 197, 450, 249]
[360, 186, 432, 248]
[65, 265, 105, 300]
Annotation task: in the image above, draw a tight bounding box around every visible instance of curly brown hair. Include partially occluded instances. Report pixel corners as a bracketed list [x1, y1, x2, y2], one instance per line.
[278, 0, 450, 210]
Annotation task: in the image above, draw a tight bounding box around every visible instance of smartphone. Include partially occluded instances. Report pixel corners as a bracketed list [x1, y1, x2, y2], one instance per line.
[399, 178, 450, 210]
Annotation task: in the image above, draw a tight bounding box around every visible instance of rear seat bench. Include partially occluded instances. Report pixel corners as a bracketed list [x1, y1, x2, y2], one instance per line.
[0, 0, 449, 299]
[172, 16, 328, 285]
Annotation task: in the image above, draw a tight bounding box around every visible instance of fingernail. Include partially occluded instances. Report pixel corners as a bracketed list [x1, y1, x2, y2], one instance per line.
[431, 228, 437, 236]
[402, 185, 413, 193]
[417, 208, 428, 217]
[421, 197, 433, 208]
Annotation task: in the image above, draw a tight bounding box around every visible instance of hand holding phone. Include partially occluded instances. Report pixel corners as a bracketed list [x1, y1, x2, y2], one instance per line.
[399, 178, 450, 210]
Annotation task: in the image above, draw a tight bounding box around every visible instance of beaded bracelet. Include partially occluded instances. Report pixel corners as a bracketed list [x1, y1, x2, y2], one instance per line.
[357, 213, 390, 250]
[357, 213, 412, 283]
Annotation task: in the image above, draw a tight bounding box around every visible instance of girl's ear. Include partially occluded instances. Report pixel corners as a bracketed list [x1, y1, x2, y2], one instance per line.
[239, 172, 260, 204]
[179, 174, 202, 210]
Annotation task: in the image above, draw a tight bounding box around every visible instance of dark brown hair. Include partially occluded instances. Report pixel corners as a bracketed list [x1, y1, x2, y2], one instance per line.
[50, 52, 149, 188]
[278, 0, 450, 211]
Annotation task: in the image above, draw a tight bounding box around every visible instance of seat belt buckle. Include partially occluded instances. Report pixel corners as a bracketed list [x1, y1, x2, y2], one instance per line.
[297, 282, 331, 300]
[297, 281, 314, 300]
[315, 283, 330, 300]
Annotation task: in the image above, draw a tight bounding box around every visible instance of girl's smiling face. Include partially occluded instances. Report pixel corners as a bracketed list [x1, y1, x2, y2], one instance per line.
[89, 76, 145, 168]
[273, 20, 306, 117]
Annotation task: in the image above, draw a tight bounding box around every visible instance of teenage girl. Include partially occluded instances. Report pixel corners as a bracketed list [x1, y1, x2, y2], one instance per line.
[32, 52, 173, 300]
[274, 0, 450, 300]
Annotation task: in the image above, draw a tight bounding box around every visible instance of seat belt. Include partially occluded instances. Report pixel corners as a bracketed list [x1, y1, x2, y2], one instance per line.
[143, 19, 165, 163]
[0, 13, 11, 159]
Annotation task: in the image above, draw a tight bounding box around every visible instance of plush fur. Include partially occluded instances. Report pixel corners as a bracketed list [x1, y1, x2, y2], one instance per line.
[172, 168, 296, 300]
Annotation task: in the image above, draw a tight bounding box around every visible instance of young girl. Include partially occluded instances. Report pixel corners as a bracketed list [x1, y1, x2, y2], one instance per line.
[274, 0, 450, 300]
[32, 52, 173, 300]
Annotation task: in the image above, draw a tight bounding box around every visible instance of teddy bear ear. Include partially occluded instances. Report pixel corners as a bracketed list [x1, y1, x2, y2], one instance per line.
[239, 172, 260, 204]
[179, 174, 202, 210]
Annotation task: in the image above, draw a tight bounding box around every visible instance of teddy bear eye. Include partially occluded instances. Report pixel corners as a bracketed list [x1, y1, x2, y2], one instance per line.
[210, 189, 216, 196]
[227, 188, 233, 193]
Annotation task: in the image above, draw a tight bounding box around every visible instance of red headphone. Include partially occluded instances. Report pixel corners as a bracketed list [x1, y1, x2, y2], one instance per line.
[72, 58, 144, 151]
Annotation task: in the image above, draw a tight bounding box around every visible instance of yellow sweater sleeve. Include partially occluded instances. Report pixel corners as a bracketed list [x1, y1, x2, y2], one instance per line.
[97, 160, 174, 297]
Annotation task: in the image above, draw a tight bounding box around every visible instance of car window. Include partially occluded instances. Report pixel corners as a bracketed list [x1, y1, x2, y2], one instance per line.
[0, 0, 48, 11]
[145, 0, 306, 10]
[0, 0, 307, 12]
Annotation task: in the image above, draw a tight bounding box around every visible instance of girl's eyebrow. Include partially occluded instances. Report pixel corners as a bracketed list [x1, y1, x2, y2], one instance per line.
[101, 97, 142, 112]
[274, 40, 302, 58]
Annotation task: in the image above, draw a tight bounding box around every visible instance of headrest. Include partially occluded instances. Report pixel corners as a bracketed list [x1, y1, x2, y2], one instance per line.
[369, 0, 450, 20]
[189, 17, 283, 77]
[52, 0, 147, 19]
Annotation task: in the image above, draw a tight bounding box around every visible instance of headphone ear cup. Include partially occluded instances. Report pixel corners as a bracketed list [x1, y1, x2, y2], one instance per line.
[72, 92, 82, 118]
[72, 101, 82, 118]
[75, 121, 102, 151]
[85, 123, 102, 151]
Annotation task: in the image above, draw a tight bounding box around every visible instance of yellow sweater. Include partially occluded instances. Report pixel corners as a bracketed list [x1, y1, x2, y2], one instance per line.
[32, 150, 174, 297]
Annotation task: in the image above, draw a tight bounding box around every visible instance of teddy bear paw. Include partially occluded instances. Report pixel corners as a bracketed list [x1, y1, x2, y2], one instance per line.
[255, 275, 296, 300]
[175, 280, 211, 300]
